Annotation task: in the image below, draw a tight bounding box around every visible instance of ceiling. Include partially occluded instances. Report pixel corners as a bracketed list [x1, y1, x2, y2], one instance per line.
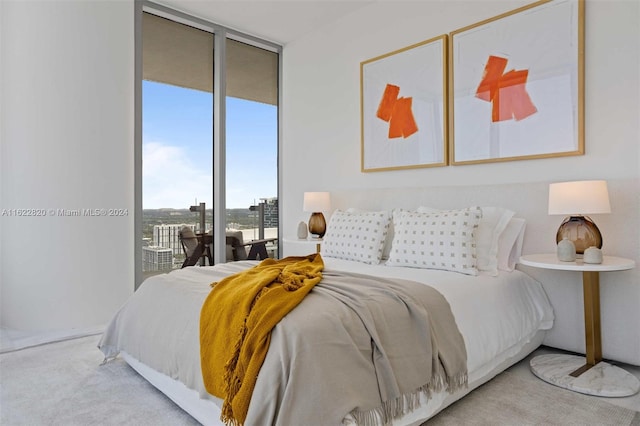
[153, 1, 375, 45]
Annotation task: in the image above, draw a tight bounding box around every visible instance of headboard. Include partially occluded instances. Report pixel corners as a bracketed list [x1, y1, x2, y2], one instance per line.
[328, 178, 640, 366]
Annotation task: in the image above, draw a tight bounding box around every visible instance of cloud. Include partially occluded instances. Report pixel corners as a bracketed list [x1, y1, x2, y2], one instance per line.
[143, 140, 277, 209]
[143, 141, 212, 209]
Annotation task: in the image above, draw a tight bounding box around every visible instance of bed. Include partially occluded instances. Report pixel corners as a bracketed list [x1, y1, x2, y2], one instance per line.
[99, 206, 554, 425]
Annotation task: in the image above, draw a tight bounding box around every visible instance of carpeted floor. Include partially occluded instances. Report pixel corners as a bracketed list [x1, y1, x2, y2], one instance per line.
[0, 335, 199, 426]
[1, 335, 639, 425]
[429, 369, 640, 425]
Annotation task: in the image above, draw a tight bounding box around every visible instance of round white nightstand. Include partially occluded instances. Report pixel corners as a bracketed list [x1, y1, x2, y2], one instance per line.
[519, 254, 639, 397]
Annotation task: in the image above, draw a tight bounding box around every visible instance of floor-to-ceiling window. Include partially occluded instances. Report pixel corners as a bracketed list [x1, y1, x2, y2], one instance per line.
[137, 5, 280, 285]
[141, 12, 214, 277]
[225, 39, 279, 257]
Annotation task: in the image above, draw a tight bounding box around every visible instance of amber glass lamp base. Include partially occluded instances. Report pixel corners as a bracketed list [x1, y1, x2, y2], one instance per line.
[555, 215, 603, 255]
[308, 212, 326, 238]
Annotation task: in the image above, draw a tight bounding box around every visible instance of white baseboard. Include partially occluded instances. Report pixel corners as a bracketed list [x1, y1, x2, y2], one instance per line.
[0, 326, 104, 354]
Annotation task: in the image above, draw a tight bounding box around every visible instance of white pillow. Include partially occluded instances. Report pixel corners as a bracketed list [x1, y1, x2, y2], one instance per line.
[417, 206, 514, 276]
[497, 218, 526, 271]
[474, 207, 514, 275]
[321, 209, 391, 264]
[346, 207, 395, 260]
[388, 207, 482, 275]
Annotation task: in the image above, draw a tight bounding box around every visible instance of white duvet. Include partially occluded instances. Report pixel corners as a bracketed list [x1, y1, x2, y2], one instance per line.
[99, 258, 553, 425]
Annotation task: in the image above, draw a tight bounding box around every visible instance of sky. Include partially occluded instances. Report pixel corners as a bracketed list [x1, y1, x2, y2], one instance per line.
[142, 81, 278, 209]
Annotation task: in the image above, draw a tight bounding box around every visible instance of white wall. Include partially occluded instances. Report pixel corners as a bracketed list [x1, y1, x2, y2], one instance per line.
[0, 1, 134, 334]
[282, 0, 639, 215]
[281, 1, 640, 363]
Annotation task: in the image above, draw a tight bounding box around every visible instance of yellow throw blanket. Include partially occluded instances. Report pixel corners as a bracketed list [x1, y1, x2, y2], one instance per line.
[200, 253, 324, 426]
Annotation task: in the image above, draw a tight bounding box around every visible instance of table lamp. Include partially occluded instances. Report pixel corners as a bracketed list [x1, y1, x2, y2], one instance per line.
[548, 180, 611, 254]
[303, 192, 330, 239]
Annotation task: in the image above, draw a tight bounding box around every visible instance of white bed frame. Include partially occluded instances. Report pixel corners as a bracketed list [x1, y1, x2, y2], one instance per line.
[122, 332, 546, 425]
[327, 178, 640, 366]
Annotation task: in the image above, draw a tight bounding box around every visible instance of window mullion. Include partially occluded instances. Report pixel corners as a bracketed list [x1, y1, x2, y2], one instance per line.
[212, 30, 226, 264]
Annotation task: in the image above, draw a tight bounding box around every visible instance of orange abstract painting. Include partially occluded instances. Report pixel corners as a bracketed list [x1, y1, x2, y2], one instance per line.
[376, 83, 418, 139]
[476, 55, 537, 122]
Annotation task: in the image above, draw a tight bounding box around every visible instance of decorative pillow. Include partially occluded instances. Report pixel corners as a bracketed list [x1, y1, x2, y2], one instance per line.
[347, 208, 394, 260]
[321, 210, 391, 265]
[388, 207, 482, 275]
[417, 206, 514, 276]
[497, 218, 526, 271]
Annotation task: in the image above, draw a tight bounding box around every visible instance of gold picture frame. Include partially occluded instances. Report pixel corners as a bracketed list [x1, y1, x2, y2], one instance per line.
[361, 35, 448, 172]
[449, 0, 585, 165]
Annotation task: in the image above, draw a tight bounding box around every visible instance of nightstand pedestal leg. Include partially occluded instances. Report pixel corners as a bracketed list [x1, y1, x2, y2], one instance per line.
[570, 271, 602, 377]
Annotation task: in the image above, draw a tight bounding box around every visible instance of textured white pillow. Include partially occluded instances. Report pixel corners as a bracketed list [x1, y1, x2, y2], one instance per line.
[321, 210, 391, 264]
[497, 218, 526, 271]
[346, 208, 394, 260]
[388, 207, 482, 275]
[417, 206, 514, 276]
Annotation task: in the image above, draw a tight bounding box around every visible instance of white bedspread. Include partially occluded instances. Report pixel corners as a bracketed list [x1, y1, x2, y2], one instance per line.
[99, 258, 553, 425]
[325, 259, 554, 381]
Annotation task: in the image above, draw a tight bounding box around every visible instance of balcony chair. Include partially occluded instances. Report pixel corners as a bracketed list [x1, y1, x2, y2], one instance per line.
[179, 226, 213, 267]
[225, 230, 277, 262]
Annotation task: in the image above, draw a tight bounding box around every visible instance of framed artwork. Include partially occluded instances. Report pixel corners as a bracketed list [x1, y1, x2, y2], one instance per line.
[449, 0, 584, 165]
[361, 35, 448, 172]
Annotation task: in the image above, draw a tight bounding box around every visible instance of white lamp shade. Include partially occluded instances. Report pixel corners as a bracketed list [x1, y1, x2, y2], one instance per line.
[303, 192, 330, 213]
[548, 180, 611, 215]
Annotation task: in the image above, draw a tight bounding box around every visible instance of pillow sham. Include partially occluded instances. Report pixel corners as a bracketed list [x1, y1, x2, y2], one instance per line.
[321, 209, 391, 265]
[473, 207, 514, 275]
[497, 218, 526, 271]
[417, 206, 514, 276]
[388, 207, 482, 275]
[347, 207, 395, 260]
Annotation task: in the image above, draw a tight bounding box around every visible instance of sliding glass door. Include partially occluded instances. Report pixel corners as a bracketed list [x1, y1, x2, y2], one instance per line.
[137, 6, 280, 284]
[225, 39, 279, 258]
[141, 13, 214, 278]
